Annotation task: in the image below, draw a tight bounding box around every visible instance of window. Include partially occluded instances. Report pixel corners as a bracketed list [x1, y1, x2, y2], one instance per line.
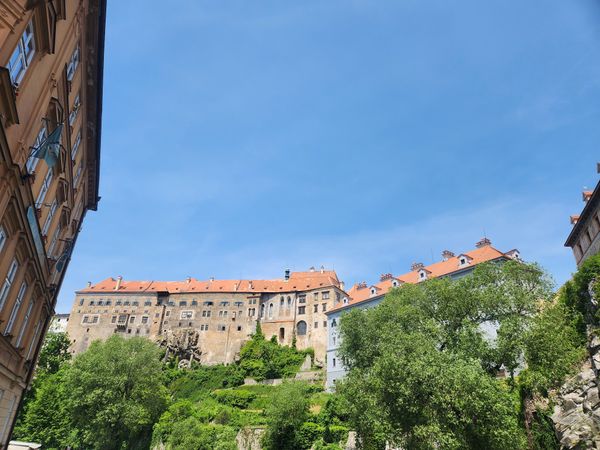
[6, 282, 27, 334]
[116, 300, 122, 306]
[323, 320, 327, 327]
[280, 296, 284, 306]
[165, 310, 170, 316]
[66, 45, 80, 81]
[27, 126, 47, 173]
[79, 298, 84, 306]
[73, 164, 83, 187]
[91, 316, 99, 324]
[144, 300, 152, 306]
[179, 301, 187, 307]
[392, 280, 399, 287]
[117, 315, 127, 324]
[180, 311, 193, 319]
[129, 316, 135, 323]
[298, 306, 306, 315]
[237, 325, 242, 331]
[200, 324, 208, 331]
[111, 316, 117, 323]
[97, 300, 104, 306]
[82, 315, 89, 324]
[0, 227, 6, 253]
[296, 320, 307, 336]
[287, 296, 292, 308]
[322, 303, 327, 312]
[192, 300, 198, 306]
[332, 358, 336, 368]
[298, 295, 306, 304]
[0, 259, 19, 311]
[36, 169, 53, 207]
[203, 301, 213, 306]
[218, 325, 226, 331]
[69, 92, 81, 126]
[220, 301, 229, 306]
[314, 321, 318, 328]
[314, 304, 318, 313]
[71, 131, 81, 160]
[314, 292, 319, 300]
[8, 21, 35, 84]
[40, 199, 57, 236]
[17, 300, 34, 347]
[333, 336, 336, 345]
[268, 303, 273, 318]
[141, 316, 149, 324]
[89, 300, 95, 306]
[322, 291, 330, 300]
[331, 319, 337, 327]
[260, 304, 265, 318]
[106, 300, 112, 306]
[124, 301, 130, 306]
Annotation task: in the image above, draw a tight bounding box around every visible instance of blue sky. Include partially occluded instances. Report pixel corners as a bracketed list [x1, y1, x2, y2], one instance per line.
[58, 0, 600, 312]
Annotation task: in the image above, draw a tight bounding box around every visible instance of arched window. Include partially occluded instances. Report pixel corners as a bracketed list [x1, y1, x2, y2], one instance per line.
[268, 303, 273, 318]
[260, 304, 265, 318]
[280, 296, 284, 306]
[287, 296, 291, 308]
[296, 320, 307, 336]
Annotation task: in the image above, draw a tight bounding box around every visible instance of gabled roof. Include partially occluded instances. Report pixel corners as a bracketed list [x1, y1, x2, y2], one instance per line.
[77, 270, 341, 295]
[331, 243, 515, 313]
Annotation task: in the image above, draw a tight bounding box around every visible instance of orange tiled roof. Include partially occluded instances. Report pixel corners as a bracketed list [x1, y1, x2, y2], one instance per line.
[77, 270, 341, 294]
[332, 243, 516, 313]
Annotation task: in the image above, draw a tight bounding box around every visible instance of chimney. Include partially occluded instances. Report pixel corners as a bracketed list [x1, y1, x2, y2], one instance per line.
[284, 269, 290, 281]
[87, 281, 92, 288]
[340, 281, 345, 291]
[583, 191, 593, 202]
[186, 276, 191, 283]
[570, 215, 580, 225]
[380, 273, 393, 281]
[356, 281, 367, 290]
[320, 265, 324, 274]
[115, 276, 122, 290]
[248, 280, 253, 289]
[475, 237, 492, 248]
[411, 262, 424, 271]
[209, 277, 214, 282]
[309, 266, 315, 272]
[442, 250, 455, 261]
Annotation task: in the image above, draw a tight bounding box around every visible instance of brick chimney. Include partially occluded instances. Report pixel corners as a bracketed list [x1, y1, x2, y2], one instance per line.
[583, 191, 593, 202]
[320, 265, 324, 274]
[356, 281, 367, 290]
[570, 215, 580, 225]
[411, 262, 424, 271]
[475, 237, 492, 248]
[87, 281, 91, 288]
[340, 281, 345, 291]
[284, 269, 290, 281]
[115, 276, 122, 290]
[442, 250, 455, 261]
[380, 273, 393, 281]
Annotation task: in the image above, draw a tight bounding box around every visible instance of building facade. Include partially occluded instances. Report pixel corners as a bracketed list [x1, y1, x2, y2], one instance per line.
[325, 239, 520, 391]
[565, 164, 600, 266]
[48, 313, 68, 333]
[0, 1, 105, 446]
[66, 268, 345, 365]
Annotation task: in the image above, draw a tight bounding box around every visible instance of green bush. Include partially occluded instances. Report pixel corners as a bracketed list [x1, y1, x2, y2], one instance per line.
[212, 389, 257, 408]
[297, 422, 324, 449]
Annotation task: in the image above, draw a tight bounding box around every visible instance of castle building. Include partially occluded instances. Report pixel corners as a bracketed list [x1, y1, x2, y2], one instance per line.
[325, 239, 520, 391]
[0, 1, 106, 445]
[66, 268, 345, 365]
[565, 164, 600, 266]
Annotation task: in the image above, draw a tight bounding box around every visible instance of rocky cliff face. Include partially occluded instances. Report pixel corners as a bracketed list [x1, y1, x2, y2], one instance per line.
[551, 325, 600, 448]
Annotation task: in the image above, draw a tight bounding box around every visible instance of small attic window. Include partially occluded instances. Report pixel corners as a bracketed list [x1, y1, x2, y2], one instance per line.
[370, 287, 376, 295]
[343, 298, 349, 305]
[419, 270, 427, 280]
[392, 280, 398, 287]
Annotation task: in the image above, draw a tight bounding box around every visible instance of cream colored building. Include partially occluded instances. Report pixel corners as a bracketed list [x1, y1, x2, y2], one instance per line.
[66, 268, 345, 365]
[0, 1, 105, 446]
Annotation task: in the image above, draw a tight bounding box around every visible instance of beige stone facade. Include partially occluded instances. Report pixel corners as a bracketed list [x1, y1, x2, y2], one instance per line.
[0, 1, 105, 446]
[66, 269, 345, 365]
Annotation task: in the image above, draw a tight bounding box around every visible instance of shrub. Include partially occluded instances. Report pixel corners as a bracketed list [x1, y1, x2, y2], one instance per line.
[213, 389, 257, 408]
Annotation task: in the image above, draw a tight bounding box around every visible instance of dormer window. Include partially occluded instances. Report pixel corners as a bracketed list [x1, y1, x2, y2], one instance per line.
[343, 298, 349, 305]
[457, 254, 472, 267]
[459, 257, 466, 265]
[418, 270, 427, 280]
[392, 280, 399, 287]
[370, 288, 376, 295]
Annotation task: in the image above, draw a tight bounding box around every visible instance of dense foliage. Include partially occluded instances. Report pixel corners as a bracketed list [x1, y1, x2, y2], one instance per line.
[15, 335, 169, 450]
[238, 323, 312, 380]
[336, 260, 579, 449]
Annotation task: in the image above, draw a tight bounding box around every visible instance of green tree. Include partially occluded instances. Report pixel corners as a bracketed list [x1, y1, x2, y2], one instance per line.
[337, 261, 549, 449]
[263, 382, 310, 450]
[36, 331, 72, 375]
[64, 336, 169, 449]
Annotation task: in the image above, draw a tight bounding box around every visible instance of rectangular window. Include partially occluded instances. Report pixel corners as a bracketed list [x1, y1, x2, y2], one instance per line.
[47, 225, 61, 257]
[129, 316, 135, 323]
[91, 316, 99, 324]
[180, 311, 193, 319]
[220, 301, 229, 306]
[82, 315, 89, 323]
[26, 320, 42, 360]
[7, 281, 29, 334]
[298, 306, 306, 315]
[322, 303, 327, 312]
[314, 292, 319, 300]
[111, 316, 117, 323]
[73, 164, 83, 187]
[117, 315, 127, 324]
[314, 304, 318, 313]
[69, 92, 81, 126]
[218, 325, 226, 331]
[298, 296, 306, 304]
[322, 291, 330, 300]
[15, 299, 34, 347]
[71, 130, 81, 160]
[323, 321, 327, 327]
[41, 200, 58, 236]
[27, 125, 47, 173]
[141, 316, 148, 324]
[0, 226, 6, 253]
[0, 259, 19, 311]
[66, 45, 80, 81]
[179, 301, 187, 307]
[8, 21, 35, 84]
[36, 169, 53, 207]
[314, 321, 318, 328]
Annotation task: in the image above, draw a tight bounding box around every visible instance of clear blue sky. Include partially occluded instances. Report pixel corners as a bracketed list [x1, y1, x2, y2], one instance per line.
[57, 0, 600, 312]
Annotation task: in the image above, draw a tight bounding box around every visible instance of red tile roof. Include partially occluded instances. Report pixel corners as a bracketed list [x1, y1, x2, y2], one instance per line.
[330, 243, 516, 313]
[77, 270, 341, 294]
